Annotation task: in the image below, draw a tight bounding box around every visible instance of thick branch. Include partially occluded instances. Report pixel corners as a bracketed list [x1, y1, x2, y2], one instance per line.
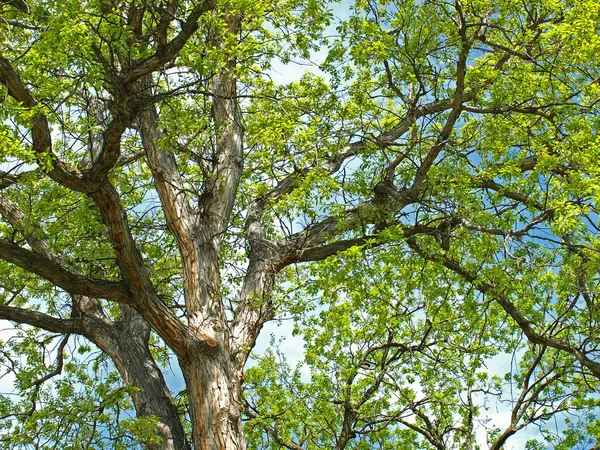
[0, 170, 34, 190]
[206, 70, 244, 234]
[283, 237, 373, 265]
[84, 113, 131, 184]
[281, 210, 368, 256]
[0, 195, 111, 321]
[137, 84, 211, 345]
[77, 90, 130, 184]
[94, 305, 191, 450]
[138, 80, 195, 255]
[231, 198, 280, 368]
[0, 306, 79, 334]
[230, 248, 279, 370]
[0, 55, 96, 193]
[90, 183, 190, 355]
[182, 14, 244, 347]
[277, 181, 418, 263]
[0, 196, 52, 257]
[0, 239, 131, 302]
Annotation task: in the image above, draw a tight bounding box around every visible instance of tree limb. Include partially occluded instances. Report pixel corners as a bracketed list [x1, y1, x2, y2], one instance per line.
[0, 54, 96, 193]
[0, 170, 34, 190]
[89, 183, 190, 355]
[406, 238, 600, 380]
[31, 334, 70, 387]
[0, 306, 80, 334]
[138, 79, 196, 257]
[0, 239, 131, 302]
[411, 1, 469, 193]
[123, 0, 217, 84]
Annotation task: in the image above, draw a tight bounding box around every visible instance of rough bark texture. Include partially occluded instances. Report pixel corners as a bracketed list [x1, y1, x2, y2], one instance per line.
[1, 3, 299, 444]
[181, 348, 245, 450]
[89, 306, 190, 450]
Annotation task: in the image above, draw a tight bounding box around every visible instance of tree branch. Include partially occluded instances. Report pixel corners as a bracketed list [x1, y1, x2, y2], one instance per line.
[31, 334, 70, 387]
[406, 238, 600, 380]
[90, 183, 190, 355]
[411, 1, 469, 193]
[477, 178, 545, 210]
[0, 196, 52, 257]
[0, 54, 96, 193]
[123, 0, 217, 84]
[83, 112, 132, 185]
[256, 97, 456, 209]
[138, 79, 196, 256]
[276, 184, 422, 264]
[0, 170, 34, 190]
[0, 239, 131, 302]
[0, 195, 111, 321]
[0, 306, 79, 334]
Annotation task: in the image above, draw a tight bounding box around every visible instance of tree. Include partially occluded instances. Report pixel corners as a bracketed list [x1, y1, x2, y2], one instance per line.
[0, 0, 599, 448]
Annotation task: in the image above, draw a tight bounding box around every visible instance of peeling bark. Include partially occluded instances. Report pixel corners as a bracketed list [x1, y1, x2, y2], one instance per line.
[181, 346, 246, 450]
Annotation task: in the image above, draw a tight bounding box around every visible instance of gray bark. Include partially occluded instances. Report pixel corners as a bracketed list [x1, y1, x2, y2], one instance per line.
[89, 306, 190, 450]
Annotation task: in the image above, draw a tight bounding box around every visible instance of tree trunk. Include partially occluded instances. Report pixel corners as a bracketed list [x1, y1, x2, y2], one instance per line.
[180, 345, 245, 450]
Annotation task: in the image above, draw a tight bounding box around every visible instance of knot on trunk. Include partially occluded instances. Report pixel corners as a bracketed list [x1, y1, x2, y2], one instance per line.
[190, 315, 223, 347]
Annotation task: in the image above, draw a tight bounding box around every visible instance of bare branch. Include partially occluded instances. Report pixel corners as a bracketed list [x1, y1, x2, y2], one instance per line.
[458, 209, 554, 237]
[31, 334, 70, 387]
[477, 178, 545, 210]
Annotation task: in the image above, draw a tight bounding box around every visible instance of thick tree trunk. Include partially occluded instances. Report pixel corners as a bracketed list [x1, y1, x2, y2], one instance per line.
[178, 229, 247, 449]
[180, 345, 245, 450]
[173, 12, 247, 446]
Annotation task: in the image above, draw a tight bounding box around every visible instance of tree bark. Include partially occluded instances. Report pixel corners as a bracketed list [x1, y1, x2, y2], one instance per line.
[180, 346, 246, 450]
[172, 11, 249, 448]
[89, 306, 190, 450]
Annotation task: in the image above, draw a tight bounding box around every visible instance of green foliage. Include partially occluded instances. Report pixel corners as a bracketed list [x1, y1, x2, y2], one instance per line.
[0, 332, 160, 449]
[1, 0, 600, 448]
